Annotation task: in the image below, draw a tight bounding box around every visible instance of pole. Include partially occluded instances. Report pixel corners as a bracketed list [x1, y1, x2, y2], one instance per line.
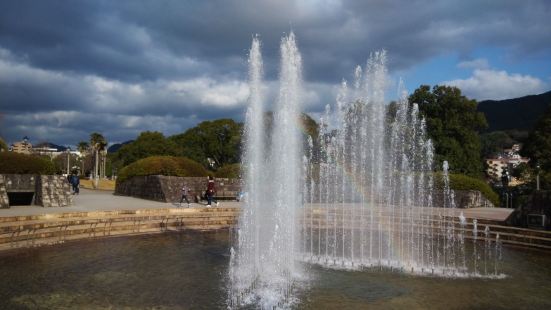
[94, 148, 99, 188]
[66, 149, 70, 175]
[536, 164, 540, 191]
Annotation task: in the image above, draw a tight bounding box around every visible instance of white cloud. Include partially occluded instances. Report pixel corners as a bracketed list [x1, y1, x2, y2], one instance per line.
[167, 78, 250, 108]
[443, 68, 548, 100]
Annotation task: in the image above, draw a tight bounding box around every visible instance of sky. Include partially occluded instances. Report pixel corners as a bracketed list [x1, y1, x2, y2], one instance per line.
[0, 0, 550, 147]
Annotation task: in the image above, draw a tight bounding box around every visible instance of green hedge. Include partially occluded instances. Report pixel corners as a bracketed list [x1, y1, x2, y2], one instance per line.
[435, 173, 500, 207]
[0, 152, 56, 175]
[215, 163, 241, 179]
[117, 156, 207, 183]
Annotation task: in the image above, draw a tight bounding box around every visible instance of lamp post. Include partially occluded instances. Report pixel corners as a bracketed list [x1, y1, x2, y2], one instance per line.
[66, 147, 71, 175]
[501, 169, 510, 208]
[536, 163, 540, 191]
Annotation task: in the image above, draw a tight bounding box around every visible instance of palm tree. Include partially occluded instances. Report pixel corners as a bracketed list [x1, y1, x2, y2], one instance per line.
[77, 141, 89, 175]
[90, 133, 107, 188]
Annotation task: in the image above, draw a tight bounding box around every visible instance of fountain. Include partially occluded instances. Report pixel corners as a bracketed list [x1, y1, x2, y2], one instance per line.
[230, 34, 504, 309]
[228, 33, 305, 309]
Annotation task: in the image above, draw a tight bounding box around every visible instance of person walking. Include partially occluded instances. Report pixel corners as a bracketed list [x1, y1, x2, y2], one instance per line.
[180, 183, 190, 207]
[206, 176, 219, 207]
[71, 174, 80, 195]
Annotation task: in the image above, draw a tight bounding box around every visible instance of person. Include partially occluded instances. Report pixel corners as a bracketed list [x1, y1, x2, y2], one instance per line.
[206, 176, 219, 207]
[180, 183, 190, 207]
[71, 174, 80, 195]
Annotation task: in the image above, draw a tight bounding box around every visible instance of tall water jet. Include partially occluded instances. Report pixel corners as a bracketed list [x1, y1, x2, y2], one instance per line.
[301, 51, 502, 278]
[231, 33, 503, 309]
[229, 32, 305, 309]
[228, 35, 265, 307]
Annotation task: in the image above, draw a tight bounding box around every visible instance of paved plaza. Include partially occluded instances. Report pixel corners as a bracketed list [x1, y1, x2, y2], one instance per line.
[0, 189, 241, 217]
[0, 189, 513, 222]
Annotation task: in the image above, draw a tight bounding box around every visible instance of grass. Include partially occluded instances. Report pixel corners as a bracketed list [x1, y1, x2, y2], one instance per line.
[80, 179, 116, 191]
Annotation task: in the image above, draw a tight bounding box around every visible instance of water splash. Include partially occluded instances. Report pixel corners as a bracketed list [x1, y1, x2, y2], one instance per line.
[230, 34, 504, 309]
[300, 52, 503, 279]
[229, 32, 305, 309]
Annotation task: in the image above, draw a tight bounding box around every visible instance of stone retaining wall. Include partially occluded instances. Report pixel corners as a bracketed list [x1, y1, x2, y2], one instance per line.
[0, 175, 8, 208]
[434, 190, 495, 208]
[0, 207, 239, 252]
[306, 186, 495, 208]
[115, 175, 241, 203]
[0, 174, 72, 208]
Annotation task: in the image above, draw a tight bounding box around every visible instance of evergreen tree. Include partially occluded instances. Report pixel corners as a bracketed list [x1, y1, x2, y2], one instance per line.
[169, 119, 242, 169]
[409, 85, 488, 176]
[522, 104, 551, 189]
[112, 131, 179, 167]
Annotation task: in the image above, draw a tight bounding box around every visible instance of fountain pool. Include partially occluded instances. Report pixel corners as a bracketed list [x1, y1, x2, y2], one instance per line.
[0, 232, 550, 309]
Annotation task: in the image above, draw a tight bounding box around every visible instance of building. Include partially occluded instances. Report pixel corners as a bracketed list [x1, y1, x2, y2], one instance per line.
[486, 144, 530, 186]
[10, 136, 32, 154]
[33, 145, 61, 158]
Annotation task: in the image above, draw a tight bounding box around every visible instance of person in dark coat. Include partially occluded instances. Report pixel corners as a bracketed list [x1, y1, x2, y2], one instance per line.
[206, 176, 219, 207]
[71, 174, 80, 195]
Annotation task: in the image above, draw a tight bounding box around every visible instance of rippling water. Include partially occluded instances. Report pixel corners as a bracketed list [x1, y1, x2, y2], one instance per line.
[0, 231, 550, 309]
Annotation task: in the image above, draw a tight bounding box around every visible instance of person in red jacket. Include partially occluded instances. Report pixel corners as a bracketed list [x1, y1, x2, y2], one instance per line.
[206, 176, 219, 207]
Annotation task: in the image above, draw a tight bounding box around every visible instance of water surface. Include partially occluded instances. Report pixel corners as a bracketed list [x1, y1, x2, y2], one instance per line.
[0, 232, 550, 309]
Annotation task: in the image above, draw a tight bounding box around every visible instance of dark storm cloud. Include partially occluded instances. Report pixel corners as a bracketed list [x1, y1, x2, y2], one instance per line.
[0, 0, 550, 145]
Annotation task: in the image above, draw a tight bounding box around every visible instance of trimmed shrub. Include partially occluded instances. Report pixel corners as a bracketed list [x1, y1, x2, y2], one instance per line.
[435, 172, 499, 207]
[215, 163, 241, 179]
[117, 156, 207, 183]
[0, 152, 56, 175]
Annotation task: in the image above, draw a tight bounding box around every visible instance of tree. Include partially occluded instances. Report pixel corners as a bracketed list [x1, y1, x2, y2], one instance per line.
[90, 132, 107, 187]
[77, 141, 89, 175]
[0, 137, 7, 152]
[169, 119, 242, 169]
[480, 131, 516, 158]
[522, 104, 551, 189]
[511, 162, 533, 184]
[52, 153, 81, 175]
[409, 85, 488, 176]
[112, 131, 179, 167]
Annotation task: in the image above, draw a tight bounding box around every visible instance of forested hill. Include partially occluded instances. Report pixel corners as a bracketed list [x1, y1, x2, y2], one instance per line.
[478, 90, 551, 132]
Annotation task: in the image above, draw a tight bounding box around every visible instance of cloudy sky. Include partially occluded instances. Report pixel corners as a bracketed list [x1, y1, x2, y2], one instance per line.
[1, 0, 550, 147]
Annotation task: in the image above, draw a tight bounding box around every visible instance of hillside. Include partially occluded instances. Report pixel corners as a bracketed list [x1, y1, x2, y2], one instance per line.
[478, 90, 551, 132]
[107, 140, 133, 153]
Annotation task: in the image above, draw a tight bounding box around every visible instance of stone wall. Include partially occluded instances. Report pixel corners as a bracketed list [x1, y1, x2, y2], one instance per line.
[35, 175, 73, 207]
[0, 174, 72, 208]
[433, 190, 495, 208]
[115, 175, 241, 203]
[0, 175, 8, 208]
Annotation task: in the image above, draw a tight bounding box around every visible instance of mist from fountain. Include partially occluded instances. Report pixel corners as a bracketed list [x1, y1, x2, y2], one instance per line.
[302, 51, 503, 279]
[230, 34, 503, 309]
[228, 33, 305, 309]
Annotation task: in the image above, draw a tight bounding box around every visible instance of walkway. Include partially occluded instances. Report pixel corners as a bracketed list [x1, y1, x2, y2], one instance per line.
[0, 189, 241, 217]
[0, 190, 512, 223]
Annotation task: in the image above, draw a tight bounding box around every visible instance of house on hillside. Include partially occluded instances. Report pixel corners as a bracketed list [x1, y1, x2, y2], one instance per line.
[10, 136, 32, 154]
[486, 144, 530, 186]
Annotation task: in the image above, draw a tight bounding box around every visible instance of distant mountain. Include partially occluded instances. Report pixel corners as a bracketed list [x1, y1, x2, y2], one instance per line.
[34, 142, 68, 151]
[107, 140, 133, 153]
[478, 91, 551, 132]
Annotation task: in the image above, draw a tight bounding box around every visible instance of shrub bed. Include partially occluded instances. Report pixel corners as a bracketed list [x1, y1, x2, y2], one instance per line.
[215, 163, 241, 179]
[117, 156, 207, 183]
[435, 172, 499, 207]
[0, 152, 56, 175]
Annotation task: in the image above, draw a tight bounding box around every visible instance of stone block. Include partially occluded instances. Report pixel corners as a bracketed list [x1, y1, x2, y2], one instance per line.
[115, 175, 242, 203]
